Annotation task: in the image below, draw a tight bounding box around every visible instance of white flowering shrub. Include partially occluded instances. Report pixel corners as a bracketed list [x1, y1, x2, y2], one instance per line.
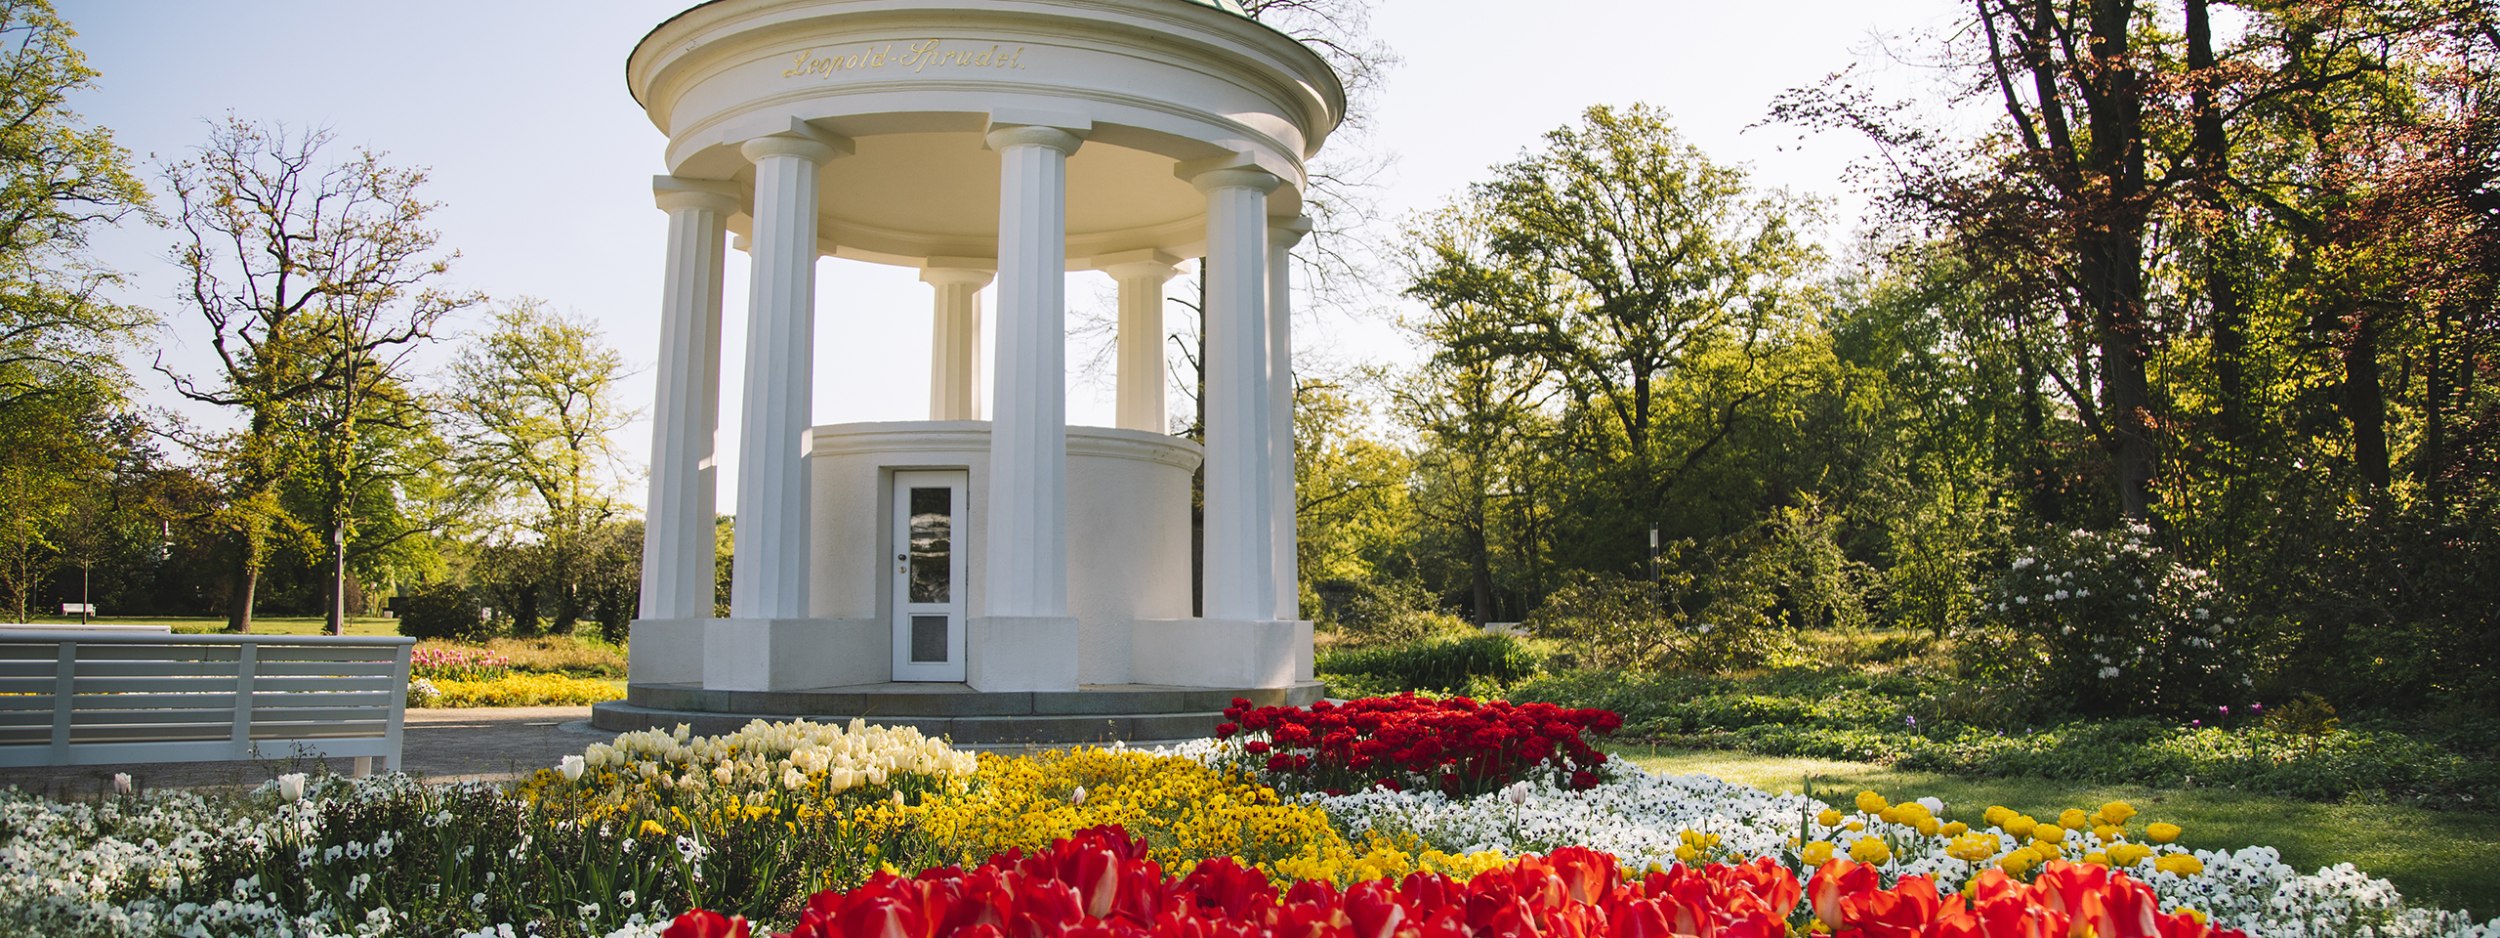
[1972, 522, 2248, 715]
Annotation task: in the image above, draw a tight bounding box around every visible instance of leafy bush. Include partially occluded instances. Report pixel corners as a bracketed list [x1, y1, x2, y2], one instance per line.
[1328, 577, 1475, 646]
[1965, 523, 2251, 716]
[1316, 633, 1540, 696]
[394, 584, 493, 642]
[1528, 566, 1799, 673]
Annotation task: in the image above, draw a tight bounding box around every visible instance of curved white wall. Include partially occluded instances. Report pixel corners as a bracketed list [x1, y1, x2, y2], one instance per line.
[809, 421, 1198, 684]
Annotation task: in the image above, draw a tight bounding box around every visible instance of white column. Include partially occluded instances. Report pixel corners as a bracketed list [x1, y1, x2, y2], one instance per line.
[1186, 165, 1280, 621]
[639, 178, 739, 621]
[729, 131, 844, 620]
[983, 123, 1085, 619]
[1105, 257, 1178, 433]
[923, 267, 991, 421]
[1267, 215, 1311, 621]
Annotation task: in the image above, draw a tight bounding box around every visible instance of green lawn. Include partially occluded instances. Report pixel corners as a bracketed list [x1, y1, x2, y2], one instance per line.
[13, 614, 404, 636]
[1619, 744, 2500, 920]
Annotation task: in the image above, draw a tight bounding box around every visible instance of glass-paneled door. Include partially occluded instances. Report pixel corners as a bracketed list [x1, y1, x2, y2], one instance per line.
[890, 470, 968, 682]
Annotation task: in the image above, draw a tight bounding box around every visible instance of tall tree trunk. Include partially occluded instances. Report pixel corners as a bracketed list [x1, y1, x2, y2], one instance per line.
[2187, 0, 2251, 446]
[2424, 305, 2455, 509]
[226, 540, 257, 633]
[327, 520, 347, 635]
[1467, 510, 1493, 625]
[2342, 317, 2392, 490]
[2083, 0, 2157, 521]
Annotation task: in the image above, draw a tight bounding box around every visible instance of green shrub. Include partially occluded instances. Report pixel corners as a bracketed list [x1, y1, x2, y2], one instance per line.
[1329, 578, 1475, 646]
[396, 585, 494, 642]
[1317, 633, 1541, 696]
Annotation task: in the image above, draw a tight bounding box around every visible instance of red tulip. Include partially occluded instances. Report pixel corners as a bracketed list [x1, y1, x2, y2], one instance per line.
[1807, 858, 1879, 932]
[1839, 874, 1939, 938]
[663, 910, 750, 938]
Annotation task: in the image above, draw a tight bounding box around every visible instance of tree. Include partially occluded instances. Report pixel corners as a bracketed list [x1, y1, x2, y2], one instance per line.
[1408, 105, 1819, 555]
[161, 118, 474, 632]
[0, 0, 149, 621]
[446, 298, 638, 634]
[0, 0, 150, 410]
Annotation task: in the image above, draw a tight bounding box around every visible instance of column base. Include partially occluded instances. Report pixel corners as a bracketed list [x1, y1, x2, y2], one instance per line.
[1133, 618, 1310, 688]
[703, 617, 886, 691]
[966, 616, 1081, 692]
[628, 618, 709, 685]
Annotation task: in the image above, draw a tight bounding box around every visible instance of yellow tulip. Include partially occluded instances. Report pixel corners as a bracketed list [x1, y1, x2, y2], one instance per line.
[1802, 840, 1836, 866]
[1818, 808, 1844, 827]
[1850, 836, 1893, 865]
[2148, 822, 2183, 844]
[1857, 790, 1890, 814]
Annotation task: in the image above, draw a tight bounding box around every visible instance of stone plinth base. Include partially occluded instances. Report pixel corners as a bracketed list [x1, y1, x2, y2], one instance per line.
[1132, 619, 1311, 687]
[589, 680, 1328, 746]
[965, 616, 1081, 692]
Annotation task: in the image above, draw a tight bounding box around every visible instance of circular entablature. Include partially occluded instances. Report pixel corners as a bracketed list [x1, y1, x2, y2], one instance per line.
[631, 0, 1342, 268]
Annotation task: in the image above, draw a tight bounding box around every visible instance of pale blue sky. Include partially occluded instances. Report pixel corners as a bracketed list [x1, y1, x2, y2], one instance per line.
[61, 0, 1951, 509]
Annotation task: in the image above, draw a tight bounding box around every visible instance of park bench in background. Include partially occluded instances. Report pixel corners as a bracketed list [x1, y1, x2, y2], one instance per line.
[0, 631, 414, 775]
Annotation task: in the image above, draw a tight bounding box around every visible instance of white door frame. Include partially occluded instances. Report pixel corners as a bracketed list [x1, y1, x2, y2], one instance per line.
[890, 469, 969, 682]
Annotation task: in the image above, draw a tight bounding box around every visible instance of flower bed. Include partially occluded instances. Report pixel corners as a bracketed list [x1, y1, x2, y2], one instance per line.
[1214, 693, 1623, 795]
[4, 705, 2495, 938]
[412, 646, 515, 682]
[407, 672, 625, 707]
[660, 825, 2249, 938]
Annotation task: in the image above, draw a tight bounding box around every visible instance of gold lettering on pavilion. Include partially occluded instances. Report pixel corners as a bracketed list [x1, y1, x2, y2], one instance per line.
[782, 40, 1029, 79]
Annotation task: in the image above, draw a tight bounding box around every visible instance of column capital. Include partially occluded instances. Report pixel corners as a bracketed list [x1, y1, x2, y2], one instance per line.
[920, 266, 995, 289]
[1269, 214, 1314, 250]
[1097, 248, 1182, 284]
[1178, 153, 1284, 195]
[740, 120, 853, 165]
[985, 123, 1086, 155]
[653, 176, 741, 215]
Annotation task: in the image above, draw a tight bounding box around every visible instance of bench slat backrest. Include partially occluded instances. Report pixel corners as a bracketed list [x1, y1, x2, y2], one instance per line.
[0, 632, 413, 770]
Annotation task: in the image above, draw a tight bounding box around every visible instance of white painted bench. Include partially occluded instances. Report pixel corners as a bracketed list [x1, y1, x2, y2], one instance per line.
[0, 631, 414, 775]
[58, 603, 97, 617]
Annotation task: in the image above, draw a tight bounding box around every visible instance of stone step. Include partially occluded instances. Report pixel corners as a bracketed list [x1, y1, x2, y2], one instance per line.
[588, 700, 1241, 747]
[622, 681, 1325, 720]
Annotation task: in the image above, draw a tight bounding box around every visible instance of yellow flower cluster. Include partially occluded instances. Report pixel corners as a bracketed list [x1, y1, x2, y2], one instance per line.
[876, 747, 1507, 886]
[1672, 829, 1727, 864]
[1815, 790, 2201, 884]
[421, 673, 623, 707]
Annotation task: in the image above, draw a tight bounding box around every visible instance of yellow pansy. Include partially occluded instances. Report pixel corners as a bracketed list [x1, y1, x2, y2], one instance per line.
[2155, 853, 2205, 876]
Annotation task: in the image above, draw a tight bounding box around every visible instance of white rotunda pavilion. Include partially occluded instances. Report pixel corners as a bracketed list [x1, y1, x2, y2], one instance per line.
[594, 0, 1338, 740]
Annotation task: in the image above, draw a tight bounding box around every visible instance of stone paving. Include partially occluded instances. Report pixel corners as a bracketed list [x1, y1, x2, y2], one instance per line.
[0, 705, 612, 797]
